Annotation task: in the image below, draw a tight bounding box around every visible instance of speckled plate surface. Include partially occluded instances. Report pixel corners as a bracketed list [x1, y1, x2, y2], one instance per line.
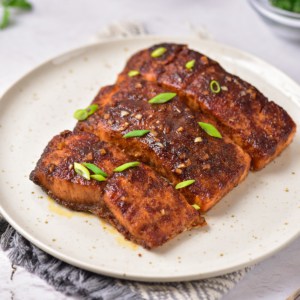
[0, 37, 299, 282]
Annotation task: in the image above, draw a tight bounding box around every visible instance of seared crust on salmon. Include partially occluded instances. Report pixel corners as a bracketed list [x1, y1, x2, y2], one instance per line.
[30, 131, 204, 249]
[120, 43, 296, 170]
[30, 130, 109, 211]
[103, 164, 205, 248]
[75, 78, 250, 211]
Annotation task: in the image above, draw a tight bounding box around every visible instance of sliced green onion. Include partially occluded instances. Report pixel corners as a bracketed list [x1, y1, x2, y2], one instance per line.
[151, 47, 167, 58]
[198, 122, 222, 138]
[86, 104, 98, 116]
[185, 59, 195, 70]
[91, 174, 106, 182]
[82, 162, 107, 177]
[74, 162, 90, 180]
[73, 104, 98, 121]
[123, 130, 150, 138]
[210, 80, 221, 94]
[73, 109, 88, 121]
[192, 204, 201, 210]
[114, 162, 140, 172]
[128, 70, 140, 77]
[148, 92, 177, 104]
[175, 180, 195, 189]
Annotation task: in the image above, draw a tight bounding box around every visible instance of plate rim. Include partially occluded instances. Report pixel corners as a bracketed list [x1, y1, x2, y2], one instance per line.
[0, 36, 300, 282]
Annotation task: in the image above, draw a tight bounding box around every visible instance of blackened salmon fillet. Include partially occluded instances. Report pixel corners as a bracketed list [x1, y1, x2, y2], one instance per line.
[119, 43, 296, 170]
[30, 130, 204, 249]
[75, 78, 250, 211]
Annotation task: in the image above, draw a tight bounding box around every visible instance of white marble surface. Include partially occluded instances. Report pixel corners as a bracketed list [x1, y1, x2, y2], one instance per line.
[0, 0, 299, 299]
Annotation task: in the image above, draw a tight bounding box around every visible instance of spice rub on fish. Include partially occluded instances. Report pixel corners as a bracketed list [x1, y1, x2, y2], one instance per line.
[30, 130, 204, 249]
[30, 42, 296, 250]
[120, 43, 296, 170]
[75, 78, 250, 212]
[30, 130, 122, 211]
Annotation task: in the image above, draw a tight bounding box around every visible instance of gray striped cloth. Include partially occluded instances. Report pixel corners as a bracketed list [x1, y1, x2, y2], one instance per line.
[0, 22, 250, 300]
[0, 217, 249, 300]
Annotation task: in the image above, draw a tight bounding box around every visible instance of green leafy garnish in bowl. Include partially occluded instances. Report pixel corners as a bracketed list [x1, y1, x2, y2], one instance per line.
[270, 0, 300, 13]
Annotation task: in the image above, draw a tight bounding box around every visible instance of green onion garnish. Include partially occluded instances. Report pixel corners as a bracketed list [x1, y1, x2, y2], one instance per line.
[148, 92, 177, 104]
[175, 180, 195, 189]
[185, 59, 195, 70]
[114, 162, 140, 172]
[198, 122, 222, 138]
[151, 47, 167, 58]
[192, 204, 201, 210]
[128, 70, 140, 77]
[73, 104, 98, 121]
[123, 130, 150, 138]
[91, 174, 106, 182]
[210, 80, 221, 94]
[86, 104, 98, 116]
[82, 163, 107, 177]
[73, 109, 88, 121]
[74, 162, 90, 180]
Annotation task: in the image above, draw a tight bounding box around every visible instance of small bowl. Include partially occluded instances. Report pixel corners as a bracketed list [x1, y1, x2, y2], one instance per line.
[249, 0, 300, 41]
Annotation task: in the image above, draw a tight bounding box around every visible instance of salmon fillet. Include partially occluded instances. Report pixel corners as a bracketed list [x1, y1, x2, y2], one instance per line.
[75, 78, 250, 211]
[30, 130, 204, 249]
[30, 130, 108, 211]
[120, 43, 296, 170]
[31, 43, 295, 249]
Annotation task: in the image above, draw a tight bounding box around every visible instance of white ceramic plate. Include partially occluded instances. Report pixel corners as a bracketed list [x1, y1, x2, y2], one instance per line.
[0, 37, 299, 282]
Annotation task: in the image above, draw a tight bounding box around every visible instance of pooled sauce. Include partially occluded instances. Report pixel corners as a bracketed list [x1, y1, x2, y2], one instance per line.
[99, 219, 138, 250]
[47, 197, 138, 250]
[47, 197, 91, 219]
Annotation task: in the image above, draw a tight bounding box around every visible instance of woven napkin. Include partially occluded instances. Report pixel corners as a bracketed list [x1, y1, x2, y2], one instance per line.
[0, 22, 250, 300]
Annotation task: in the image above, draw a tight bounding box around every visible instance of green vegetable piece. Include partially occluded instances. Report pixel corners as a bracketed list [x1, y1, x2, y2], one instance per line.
[82, 162, 107, 177]
[185, 59, 195, 70]
[148, 92, 177, 104]
[73, 109, 88, 121]
[73, 104, 98, 121]
[4, 0, 32, 9]
[293, 0, 300, 12]
[175, 180, 195, 190]
[209, 80, 221, 94]
[270, 0, 293, 11]
[151, 47, 167, 58]
[0, 6, 10, 29]
[198, 122, 222, 138]
[1, 0, 32, 30]
[86, 104, 98, 116]
[91, 174, 106, 182]
[128, 70, 140, 77]
[114, 162, 140, 172]
[192, 204, 201, 210]
[123, 130, 150, 138]
[74, 162, 90, 180]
